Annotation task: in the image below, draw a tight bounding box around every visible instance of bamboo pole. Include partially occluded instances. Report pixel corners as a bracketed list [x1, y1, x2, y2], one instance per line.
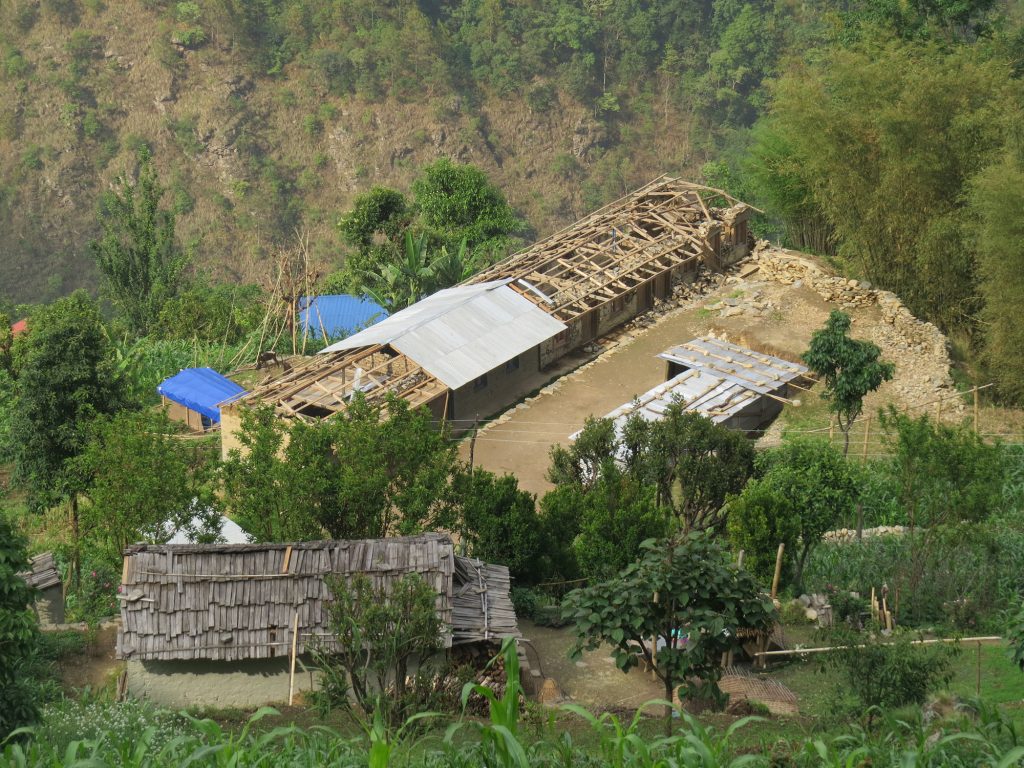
[862, 416, 871, 463]
[974, 387, 980, 434]
[288, 610, 299, 706]
[754, 636, 1002, 659]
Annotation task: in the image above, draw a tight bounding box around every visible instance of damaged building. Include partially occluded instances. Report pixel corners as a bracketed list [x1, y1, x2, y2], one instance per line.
[222, 177, 750, 450]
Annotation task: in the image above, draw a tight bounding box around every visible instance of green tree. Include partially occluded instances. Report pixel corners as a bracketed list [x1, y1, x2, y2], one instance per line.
[0, 514, 40, 738]
[564, 534, 775, 734]
[454, 468, 541, 583]
[323, 395, 459, 538]
[318, 572, 442, 729]
[758, 438, 857, 586]
[971, 145, 1024, 403]
[622, 406, 756, 532]
[726, 479, 796, 586]
[223, 396, 460, 542]
[78, 410, 219, 562]
[747, 38, 1017, 331]
[91, 151, 189, 335]
[880, 407, 1006, 529]
[8, 293, 124, 579]
[550, 406, 754, 534]
[803, 310, 895, 454]
[335, 186, 411, 293]
[571, 467, 668, 581]
[411, 158, 523, 258]
[221, 405, 320, 542]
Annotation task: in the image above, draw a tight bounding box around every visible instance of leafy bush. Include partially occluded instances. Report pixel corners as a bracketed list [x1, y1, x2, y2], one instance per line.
[315, 572, 443, 730]
[824, 629, 959, 717]
[0, 513, 39, 738]
[64, 554, 119, 626]
[804, 522, 1024, 630]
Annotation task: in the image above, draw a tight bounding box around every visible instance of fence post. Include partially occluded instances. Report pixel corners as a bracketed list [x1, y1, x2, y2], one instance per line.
[862, 416, 871, 463]
[974, 387, 980, 434]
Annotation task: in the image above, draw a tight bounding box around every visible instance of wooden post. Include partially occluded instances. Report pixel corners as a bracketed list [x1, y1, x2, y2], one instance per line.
[468, 418, 479, 474]
[761, 548, 782, 667]
[976, 641, 982, 697]
[861, 416, 871, 463]
[974, 387, 980, 434]
[770, 544, 785, 599]
[870, 587, 877, 622]
[288, 610, 299, 706]
[829, 417, 835, 444]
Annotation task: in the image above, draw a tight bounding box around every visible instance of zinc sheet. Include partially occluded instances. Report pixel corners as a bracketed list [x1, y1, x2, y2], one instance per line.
[320, 281, 567, 389]
[657, 337, 807, 394]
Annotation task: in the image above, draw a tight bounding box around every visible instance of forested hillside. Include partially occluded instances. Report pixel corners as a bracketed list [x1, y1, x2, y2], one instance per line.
[0, 0, 779, 303]
[2, 0, 1023, 397]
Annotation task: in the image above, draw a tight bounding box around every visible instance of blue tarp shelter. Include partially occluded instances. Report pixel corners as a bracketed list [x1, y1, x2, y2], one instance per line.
[298, 295, 387, 340]
[157, 367, 246, 426]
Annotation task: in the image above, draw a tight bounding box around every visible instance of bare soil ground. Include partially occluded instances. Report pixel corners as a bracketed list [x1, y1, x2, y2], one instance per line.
[463, 256, 958, 496]
[520, 620, 664, 709]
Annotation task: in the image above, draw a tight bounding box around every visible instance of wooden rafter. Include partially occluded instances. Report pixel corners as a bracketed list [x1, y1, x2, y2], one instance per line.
[237, 345, 447, 418]
[467, 176, 745, 321]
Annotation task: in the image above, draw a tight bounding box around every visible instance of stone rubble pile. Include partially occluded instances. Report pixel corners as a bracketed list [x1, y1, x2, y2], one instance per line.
[748, 243, 963, 415]
[822, 524, 908, 543]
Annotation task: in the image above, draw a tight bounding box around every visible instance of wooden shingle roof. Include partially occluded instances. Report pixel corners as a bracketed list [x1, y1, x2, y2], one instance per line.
[117, 534, 518, 662]
[19, 552, 61, 591]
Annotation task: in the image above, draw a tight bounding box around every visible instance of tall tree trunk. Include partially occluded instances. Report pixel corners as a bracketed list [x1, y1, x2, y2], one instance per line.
[664, 672, 674, 737]
[70, 494, 81, 589]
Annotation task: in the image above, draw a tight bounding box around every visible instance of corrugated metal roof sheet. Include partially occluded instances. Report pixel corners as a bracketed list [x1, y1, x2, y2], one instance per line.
[571, 338, 807, 440]
[10, 318, 27, 336]
[298, 295, 387, 340]
[157, 367, 247, 423]
[320, 281, 567, 389]
[657, 337, 807, 394]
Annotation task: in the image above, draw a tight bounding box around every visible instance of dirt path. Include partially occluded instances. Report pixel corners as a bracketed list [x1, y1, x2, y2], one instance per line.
[460, 301, 710, 495]
[520, 620, 664, 709]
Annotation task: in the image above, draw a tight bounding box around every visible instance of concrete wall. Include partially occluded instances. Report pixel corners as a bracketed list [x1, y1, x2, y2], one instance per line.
[450, 345, 542, 423]
[164, 398, 206, 432]
[219, 405, 244, 461]
[127, 657, 319, 709]
[36, 585, 64, 627]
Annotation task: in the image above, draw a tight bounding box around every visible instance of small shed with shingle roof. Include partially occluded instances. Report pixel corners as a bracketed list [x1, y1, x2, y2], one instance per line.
[18, 552, 64, 626]
[116, 533, 519, 708]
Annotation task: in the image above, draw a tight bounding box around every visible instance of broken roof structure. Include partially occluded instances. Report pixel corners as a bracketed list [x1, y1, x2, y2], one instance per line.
[573, 337, 807, 439]
[117, 533, 518, 662]
[233, 176, 749, 428]
[468, 176, 746, 320]
[18, 551, 61, 592]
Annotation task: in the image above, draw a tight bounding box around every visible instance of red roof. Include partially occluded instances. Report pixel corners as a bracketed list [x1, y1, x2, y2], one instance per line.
[10, 319, 27, 336]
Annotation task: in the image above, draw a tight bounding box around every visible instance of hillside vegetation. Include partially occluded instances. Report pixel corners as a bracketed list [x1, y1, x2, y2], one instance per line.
[0, 0, 767, 304]
[2, 0, 1024, 394]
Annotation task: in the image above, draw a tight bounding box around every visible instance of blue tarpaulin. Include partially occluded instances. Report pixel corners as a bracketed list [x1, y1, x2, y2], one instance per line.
[298, 295, 387, 340]
[157, 368, 246, 424]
